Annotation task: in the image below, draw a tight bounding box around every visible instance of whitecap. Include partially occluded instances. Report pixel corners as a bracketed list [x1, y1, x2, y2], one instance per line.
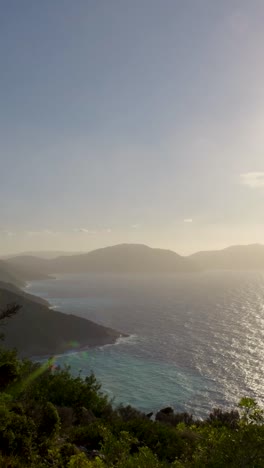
[98, 334, 139, 350]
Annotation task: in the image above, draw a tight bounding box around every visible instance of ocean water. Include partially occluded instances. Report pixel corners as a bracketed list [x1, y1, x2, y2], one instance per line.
[27, 271, 264, 418]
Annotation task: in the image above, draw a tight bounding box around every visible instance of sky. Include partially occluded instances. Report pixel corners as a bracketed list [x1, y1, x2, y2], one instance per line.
[1, 0, 264, 255]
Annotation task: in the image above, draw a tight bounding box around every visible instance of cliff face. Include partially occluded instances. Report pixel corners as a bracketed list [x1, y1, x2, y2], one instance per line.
[0, 287, 124, 358]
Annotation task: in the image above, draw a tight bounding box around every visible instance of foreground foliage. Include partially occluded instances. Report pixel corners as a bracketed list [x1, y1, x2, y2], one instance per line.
[0, 344, 263, 467]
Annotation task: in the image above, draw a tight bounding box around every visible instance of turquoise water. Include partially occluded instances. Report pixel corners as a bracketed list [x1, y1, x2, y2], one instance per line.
[52, 345, 215, 415]
[27, 271, 264, 417]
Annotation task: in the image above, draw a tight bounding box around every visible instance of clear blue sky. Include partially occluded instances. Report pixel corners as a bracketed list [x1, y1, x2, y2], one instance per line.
[1, 0, 264, 254]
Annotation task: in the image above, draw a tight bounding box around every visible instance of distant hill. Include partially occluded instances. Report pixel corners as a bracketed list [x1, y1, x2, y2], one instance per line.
[0, 287, 123, 358]
[2, 256, 53, 284]
[6, 243, 264, 277]
[0, 260, 24, 287]
[2, 250, 84, 260]
[189, 244, 264, 270]
[6, 244, 199, 275]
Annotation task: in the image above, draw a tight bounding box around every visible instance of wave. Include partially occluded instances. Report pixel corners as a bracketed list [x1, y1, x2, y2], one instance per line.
[27, 271, 264, 415]
[98, 334, 139, 350]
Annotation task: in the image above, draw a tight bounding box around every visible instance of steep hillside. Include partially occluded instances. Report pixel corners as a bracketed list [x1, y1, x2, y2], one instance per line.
[0, 281, 50, 307]
[0, 288, 124, 357]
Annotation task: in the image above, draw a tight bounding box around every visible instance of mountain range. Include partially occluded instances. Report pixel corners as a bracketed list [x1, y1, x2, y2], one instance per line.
[189, 243, 264, 270]
[3, 243, 264, 278]
[2, 250, 84, 260]
[1, 242, 264, 357]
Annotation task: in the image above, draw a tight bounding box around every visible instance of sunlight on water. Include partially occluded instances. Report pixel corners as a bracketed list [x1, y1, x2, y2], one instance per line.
[28, 271, 264, 417]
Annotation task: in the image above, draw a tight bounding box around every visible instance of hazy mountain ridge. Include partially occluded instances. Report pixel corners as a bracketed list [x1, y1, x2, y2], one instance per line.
[0, 257, 52, 287]
[2, 250, 84, 259]
[0, 260, 24, 287]
[190, 243, 264, 270]
[5, 243, 200, 275]
[5, 243, 264, 276]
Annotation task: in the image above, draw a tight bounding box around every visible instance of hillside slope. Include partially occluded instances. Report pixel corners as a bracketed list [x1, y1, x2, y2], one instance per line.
[0, 260, 23, 287]
[0, 281, 50, 307]
[7, 244, 199, 274]
[0, 287, 123, 358]
[7, 243, 264, 276]
[190, 244, 264, 270]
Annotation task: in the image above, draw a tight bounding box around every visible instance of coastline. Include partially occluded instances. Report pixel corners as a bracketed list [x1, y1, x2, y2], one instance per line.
[30, 333, 132, 362]
[21, 277, 129, 359]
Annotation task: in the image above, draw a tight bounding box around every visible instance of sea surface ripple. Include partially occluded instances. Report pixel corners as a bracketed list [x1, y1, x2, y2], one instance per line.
[27, 271, 264, 418]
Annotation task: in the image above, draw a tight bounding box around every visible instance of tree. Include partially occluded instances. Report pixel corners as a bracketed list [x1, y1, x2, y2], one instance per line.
[0, 303, 21, 340]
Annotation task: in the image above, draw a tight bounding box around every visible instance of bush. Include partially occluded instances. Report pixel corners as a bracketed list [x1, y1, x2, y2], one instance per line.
[0, 339, 263, 467]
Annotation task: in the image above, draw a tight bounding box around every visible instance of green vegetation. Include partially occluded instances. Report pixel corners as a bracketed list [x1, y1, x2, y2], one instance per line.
[0, 307, 263, 467]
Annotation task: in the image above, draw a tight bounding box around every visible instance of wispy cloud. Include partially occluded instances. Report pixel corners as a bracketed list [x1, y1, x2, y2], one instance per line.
[131, 224, 140, 229]
[240, 172, 264, 188]
[43, 229, 59, 235]
[183, 218, 193, 223]
[26, 229, 58, 236]
[75, 228, 97, 234]
[74, 227, 112, 234]
[1, 231, 16, 237]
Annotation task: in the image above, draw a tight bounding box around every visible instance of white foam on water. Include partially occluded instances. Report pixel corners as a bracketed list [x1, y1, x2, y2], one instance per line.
[27, 271, 264, 416]
[98, 334, 139, 350]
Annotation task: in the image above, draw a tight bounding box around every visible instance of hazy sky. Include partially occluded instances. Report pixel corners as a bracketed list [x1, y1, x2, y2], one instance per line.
[1, 1, 264, 255]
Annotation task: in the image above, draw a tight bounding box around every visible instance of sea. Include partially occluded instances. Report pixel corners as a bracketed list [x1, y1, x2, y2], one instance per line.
[26, 271, 264, 418]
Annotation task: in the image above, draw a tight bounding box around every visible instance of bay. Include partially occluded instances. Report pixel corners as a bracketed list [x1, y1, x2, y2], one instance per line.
[27, 271, 264, 418]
